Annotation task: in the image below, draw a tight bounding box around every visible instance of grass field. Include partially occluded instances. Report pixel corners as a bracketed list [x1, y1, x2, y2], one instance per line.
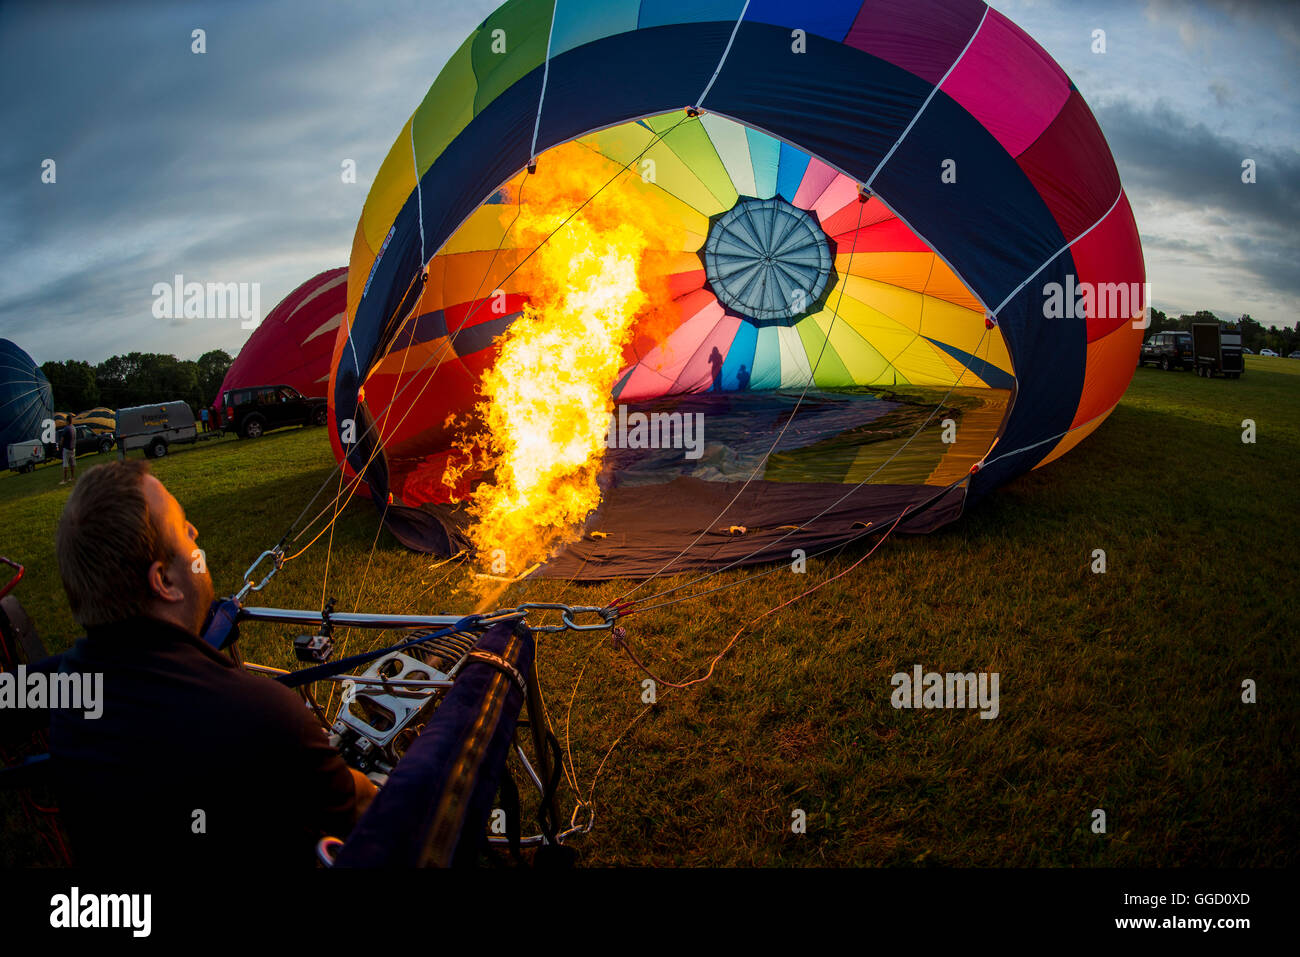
[2, 358, 1296, 866]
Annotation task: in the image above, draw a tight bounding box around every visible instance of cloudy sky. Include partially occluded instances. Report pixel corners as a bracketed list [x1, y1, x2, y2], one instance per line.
[0, 0, 1295, 366]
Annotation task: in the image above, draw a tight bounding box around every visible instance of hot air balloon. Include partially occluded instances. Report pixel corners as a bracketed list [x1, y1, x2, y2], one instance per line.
[73, 408, 117, 435]
[0, 340, 54, 451]
[216, 267, 347, 410]
[329, 0, 1145, 580]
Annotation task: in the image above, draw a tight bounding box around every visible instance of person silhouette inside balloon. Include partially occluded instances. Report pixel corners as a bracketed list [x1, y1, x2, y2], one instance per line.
[736, 364, 750, 391]
[708, 347, 723, 391]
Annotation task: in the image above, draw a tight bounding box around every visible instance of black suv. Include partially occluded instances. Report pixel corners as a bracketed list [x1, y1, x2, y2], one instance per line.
[1139, 331, 1194, 370]
[221, 385, 328, 439]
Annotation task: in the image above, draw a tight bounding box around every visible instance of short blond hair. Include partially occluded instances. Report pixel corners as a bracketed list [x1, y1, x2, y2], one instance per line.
[56, 460, 176, 628]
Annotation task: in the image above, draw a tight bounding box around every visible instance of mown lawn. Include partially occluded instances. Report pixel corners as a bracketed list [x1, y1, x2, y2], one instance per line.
[2, 358, 1296, 866]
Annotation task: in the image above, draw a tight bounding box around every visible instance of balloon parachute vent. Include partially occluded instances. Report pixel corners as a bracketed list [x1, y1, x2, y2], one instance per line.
[702, 197, 833, 323]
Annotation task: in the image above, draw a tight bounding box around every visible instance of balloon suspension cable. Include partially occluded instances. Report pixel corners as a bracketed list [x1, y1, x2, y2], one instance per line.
[618, 506, 910, 690]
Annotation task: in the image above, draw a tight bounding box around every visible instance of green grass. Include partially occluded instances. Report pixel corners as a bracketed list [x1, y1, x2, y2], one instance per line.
[2, 358, 1296, 866]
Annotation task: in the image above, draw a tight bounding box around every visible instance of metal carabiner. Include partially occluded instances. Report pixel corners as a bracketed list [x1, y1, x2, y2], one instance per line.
[510, 603, 573, 633]
[482, 603, 621, 634]
[235, 547, 284, 602]
[560, 606, 619, 632]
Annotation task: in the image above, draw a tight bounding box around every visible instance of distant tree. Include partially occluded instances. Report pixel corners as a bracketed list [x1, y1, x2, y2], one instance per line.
[95, 353, 145, 410]
[1232, 314, 1266, 351]
[1145, 307, 1169, 336]
[196, 349, 232, 407]
[1175, 310, 1220, 332]
[95, 352, 203, 413]
[40, 359, 99, 411]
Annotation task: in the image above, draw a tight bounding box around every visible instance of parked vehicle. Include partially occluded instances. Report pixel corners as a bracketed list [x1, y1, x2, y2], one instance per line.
[44, 424, 115, 460]
[6, 441, 45, 474]
[221, 384, 328, 439]
[116, 402, 198, 459]
[1260, 349, 1279, 357]
[1192, 323, 1244, 379]
[1242, 347, 1254, 355]
[1139, 331, 1195, 370]
[1289, 352, 1300, 359]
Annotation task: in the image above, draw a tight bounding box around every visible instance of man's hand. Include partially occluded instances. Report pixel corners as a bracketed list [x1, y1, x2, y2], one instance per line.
[349, 768, 378, 818]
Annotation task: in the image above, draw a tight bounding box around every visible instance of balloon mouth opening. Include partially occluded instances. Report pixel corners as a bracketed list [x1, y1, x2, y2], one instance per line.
[701, 196, 837, 326]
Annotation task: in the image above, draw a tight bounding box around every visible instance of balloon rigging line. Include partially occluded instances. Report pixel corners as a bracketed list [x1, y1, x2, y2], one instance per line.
[572, 318, 996, 820]
[528, 0, 558, 164]
[695, 0, 752, 111]
[281, 260, 433, 547]
[275, 175, 535, 559]
[322, 498, 391, 720]
[864, 5, 989, 190]
[564, 489, 926, 829]
[624, 506, 912, 689]
[314, 271, 425, 672]
[992, 189, 1125, 318]
[411, 124, 426, 266]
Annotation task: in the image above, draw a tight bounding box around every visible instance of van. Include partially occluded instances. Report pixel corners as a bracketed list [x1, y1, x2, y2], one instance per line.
[115, 402, 197, 459]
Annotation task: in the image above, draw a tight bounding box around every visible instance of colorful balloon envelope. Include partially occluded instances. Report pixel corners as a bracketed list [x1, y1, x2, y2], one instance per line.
[217, 267, 347, 408]
[73, 407, 117, 435]
[0, 339, 54, 451]
[330, 0, 1145, 578]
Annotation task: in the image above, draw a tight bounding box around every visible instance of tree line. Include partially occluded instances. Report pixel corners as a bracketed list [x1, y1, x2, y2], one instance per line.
[40, 350, 232, 416]
[1146, 311, 1299, 355]
[35, 311, 1300, 416]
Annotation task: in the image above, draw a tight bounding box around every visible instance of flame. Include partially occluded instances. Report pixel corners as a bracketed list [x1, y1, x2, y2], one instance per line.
[447, 146, 679, 576]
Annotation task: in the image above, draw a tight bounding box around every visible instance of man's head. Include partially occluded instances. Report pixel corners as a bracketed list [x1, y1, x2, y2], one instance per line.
[57, 461, 214, 634]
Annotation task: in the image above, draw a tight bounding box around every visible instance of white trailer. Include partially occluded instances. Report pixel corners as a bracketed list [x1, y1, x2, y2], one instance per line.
[115, 402, 197, 459]
[6, 441, 45, 473]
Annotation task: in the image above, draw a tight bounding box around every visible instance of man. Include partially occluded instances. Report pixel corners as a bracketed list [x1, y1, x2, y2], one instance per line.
[58, 418, 76, 485]
[199, 406, 209, 433]
[51, 460, 375, 867]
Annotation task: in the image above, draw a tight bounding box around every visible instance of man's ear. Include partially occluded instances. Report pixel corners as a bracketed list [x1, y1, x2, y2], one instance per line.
[146, 559, 185, 604]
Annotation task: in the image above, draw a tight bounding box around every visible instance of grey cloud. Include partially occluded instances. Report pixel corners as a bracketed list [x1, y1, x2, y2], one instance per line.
[0, 0, 498, 363]
[1096, 98, 1300, 304]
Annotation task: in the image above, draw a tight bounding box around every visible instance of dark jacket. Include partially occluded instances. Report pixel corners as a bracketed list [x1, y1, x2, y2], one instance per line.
[49, 615, 358, 867]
